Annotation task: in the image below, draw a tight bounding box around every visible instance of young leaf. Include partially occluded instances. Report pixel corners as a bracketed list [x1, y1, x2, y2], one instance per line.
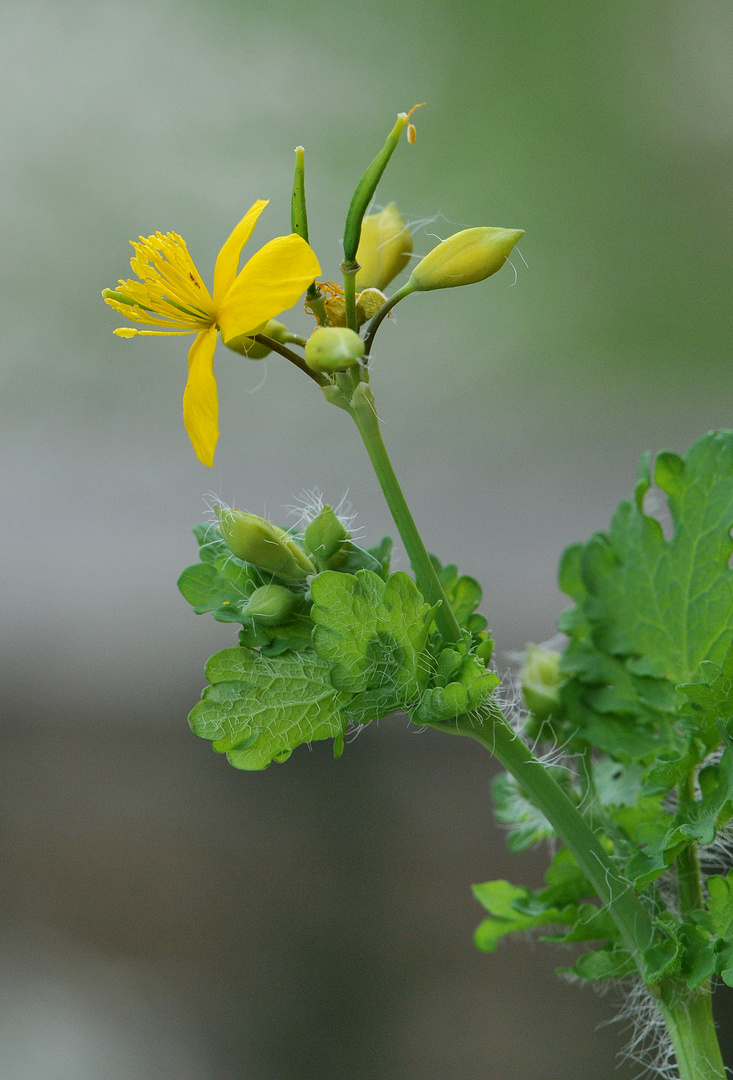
[472, 880, 573, 953]
[311, 569, 434, 696]
[189, 647, 352, 770]
[560, 945, 636, 980]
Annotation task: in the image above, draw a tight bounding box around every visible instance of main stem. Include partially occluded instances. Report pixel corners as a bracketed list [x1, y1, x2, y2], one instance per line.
[348, 378, 652, 954]
[659, 988, 726, 1080]
[348, 382, 462, 644]
[347, 377, 728, 1078]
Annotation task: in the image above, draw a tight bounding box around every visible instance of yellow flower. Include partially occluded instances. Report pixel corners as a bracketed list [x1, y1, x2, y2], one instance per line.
[103, 200, 320, 466]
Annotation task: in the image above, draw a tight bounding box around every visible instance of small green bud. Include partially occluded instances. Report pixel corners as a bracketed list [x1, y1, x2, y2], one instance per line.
[355, 203, 413, 291]
[243, 584, 297, 626]
[215, 507, 315, 582]
[521, 645, 562, 722]
[304, 505, 350, 563]
[305, 327, 365, 373]
[409, 227, 524, 291]
[224, 319, 289, 359]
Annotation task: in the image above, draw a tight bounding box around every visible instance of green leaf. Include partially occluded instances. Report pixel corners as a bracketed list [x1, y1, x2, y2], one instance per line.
[472, 880, 573, 953]
[559, 431, 733, 761]
[593, 758, 646, 808]
[694, 869, 733, 939]
[491, 770, 557, 852]
[311, 569, 434, 696]
[336, 536, 393, 578]
[537, 847, 596, 908]
[678, 923, 716, 989]
[678, 642, 733, 744]
[179, 523, 263, 623]
[540, 903, 619, 944]
[560, 945, 637, 980]
[430, 554, 488, 633]
[189, 647, 352, 770]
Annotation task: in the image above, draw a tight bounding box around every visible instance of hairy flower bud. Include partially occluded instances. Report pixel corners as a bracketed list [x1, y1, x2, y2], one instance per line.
[355, 203, 413, 291]
[224, 319, 289, 359]
[305, 327, 365, 373]
[521, 645, 562, 722]
[215, 507, 315, 582]
[409, 227, 524, 291]
[304, 506, 350, 563]
[243, 584, 298, 625]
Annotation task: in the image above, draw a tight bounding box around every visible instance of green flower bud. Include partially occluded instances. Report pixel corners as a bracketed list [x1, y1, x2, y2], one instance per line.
[304, 505, 350, 562]
[215, 507, 315, 582]
[409, 227, 524, 291]
[521, 645, 562, 722]
[224, 319, 289, 359]
[355, 203, 413, 291]
[305, 327, 365, 373]
[243, 584, 297, 626]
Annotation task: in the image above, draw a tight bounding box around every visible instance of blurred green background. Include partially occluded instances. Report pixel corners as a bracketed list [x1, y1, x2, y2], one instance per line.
[2, 1, 732, 1077]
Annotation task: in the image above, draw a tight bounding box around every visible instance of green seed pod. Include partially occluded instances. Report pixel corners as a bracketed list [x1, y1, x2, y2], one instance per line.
[521, 644, 562, 722]
[243, 584, 298, 626]
[224, 319, 289, 359]
[304, 505, 350, 563]
[305, 327, 365, 373]
[409, 227, 524, 291]
[355, 203, 413, 291]
[215, 507, 315, 582]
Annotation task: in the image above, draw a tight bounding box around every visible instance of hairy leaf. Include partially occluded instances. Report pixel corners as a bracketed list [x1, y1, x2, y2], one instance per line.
[559, 432, 733, 761]
[311, 569, 434, 696]
[189, 647, 352, 770]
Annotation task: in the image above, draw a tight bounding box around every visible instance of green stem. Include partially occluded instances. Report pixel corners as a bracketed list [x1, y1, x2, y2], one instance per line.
[347, 381, 462, 644]
[677, 773, 705, 919]
[342, 266, 358, 333]
[438, 704, 656, 958]
[348, 380, 656, 959]
[658, 986, 726, 1080]
[253, 334, 326, 387]
[345, 374, 729, 1077]
[363, 281, 416, 359]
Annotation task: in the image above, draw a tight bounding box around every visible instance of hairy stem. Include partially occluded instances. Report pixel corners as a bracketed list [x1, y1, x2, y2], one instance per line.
[658, 986, 726, 1080]
[438, 704, 656, 958]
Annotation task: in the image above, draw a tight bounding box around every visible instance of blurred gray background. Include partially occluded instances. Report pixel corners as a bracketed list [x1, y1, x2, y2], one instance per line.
[2, 1, 733, 1077]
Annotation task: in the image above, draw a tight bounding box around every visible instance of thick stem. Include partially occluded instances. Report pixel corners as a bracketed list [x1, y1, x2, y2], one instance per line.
[345, 375, 728, 1077]
[439, 705, 656, 958]
[658, 986, 726, 1080]
[348, 381, 462, 644]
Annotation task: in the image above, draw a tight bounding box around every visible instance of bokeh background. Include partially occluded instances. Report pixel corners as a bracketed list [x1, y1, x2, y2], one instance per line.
[2, 1, 733, 1077]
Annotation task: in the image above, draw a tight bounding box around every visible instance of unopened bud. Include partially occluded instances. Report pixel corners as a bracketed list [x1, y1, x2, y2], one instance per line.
[305, 327, 364, 373]
[215, 507, 315, 582]
[409, 227, 524, 291]
[224, 319, 289, 359]
[243, 584, 297, 625]
[355, 204, 413, 291]
[304, 506, 350, 562]
[521, 645, 562, 722]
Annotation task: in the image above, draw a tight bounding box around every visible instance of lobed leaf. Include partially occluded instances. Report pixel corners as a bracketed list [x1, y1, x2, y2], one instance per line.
[311, 569, 434, 696]
[189, 646, 352, 770]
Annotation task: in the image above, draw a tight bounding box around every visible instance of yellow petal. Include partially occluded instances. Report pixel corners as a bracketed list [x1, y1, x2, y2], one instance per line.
[182, 327, 219, 467]
[212, 200, 269, 306]
[217, 234, 320, 344]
